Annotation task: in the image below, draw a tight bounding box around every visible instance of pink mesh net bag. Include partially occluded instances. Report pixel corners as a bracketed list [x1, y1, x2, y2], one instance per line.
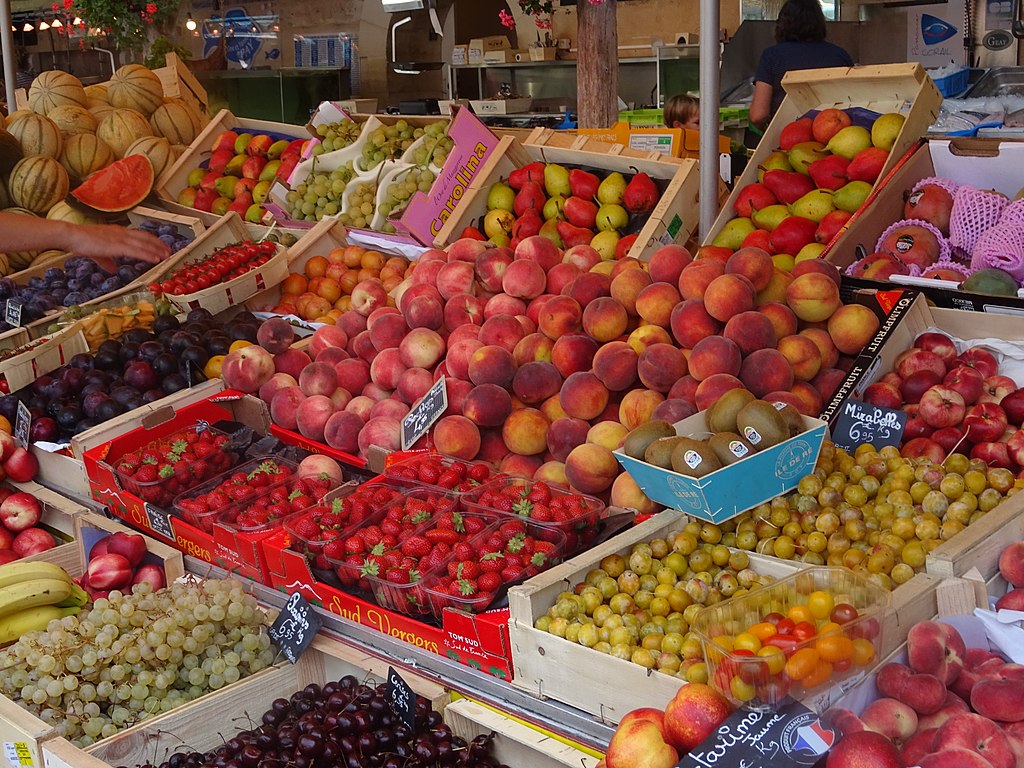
[872, 218, 951, 272]
[921, 260, 971, 281]
[1000, 198, 1024, 226]
[970, 223, 1024, 283]
[911, 176, 959, 198]
[949, 185, 1009, 259]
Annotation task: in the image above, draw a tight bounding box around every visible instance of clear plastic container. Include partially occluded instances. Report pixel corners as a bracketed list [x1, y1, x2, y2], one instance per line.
[217, 471, 343, 534]
[383, 452, 496, 495]
[113, 424, 237, 509]
[692, 567, 890, 711]
[171, 456, 299, 533]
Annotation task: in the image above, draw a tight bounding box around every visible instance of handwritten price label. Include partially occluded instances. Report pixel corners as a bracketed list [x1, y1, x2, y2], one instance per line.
[402, 376, 447, 450]
[387, 666, 416, 730]
[268, 592, 322, 663]
[831, 399, 907, 454]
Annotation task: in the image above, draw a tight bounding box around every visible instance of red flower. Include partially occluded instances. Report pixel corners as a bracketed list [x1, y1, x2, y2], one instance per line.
[145, 3, 157, 13]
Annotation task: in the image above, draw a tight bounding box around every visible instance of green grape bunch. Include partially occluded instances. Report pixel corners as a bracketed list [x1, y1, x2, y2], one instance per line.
[409, 120, 454, 169]
[379, 166, 437, 234]
[339, 180, 379, 230]
[311, 118, 365, 156]
[285, 161, 357, 222]
[359, 119, 426, 171]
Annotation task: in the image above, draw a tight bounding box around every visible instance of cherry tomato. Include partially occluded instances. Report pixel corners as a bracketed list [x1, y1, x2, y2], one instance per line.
[815, 634, 854, 663]
[756, 675, 791, 705]
[792, 621, 816, 642]
[851, 638, 876, 666]
[764, 613, 786, 627]
[748, 622, 778, 642]
[850, 617, 880, 641]
[807, 591, 835, 620]
[775, 618, 795, 635]
[757, 645, 786, 675]
[183, 280, 198, 293]
[801, 659, 834, 689]
[788, 605, 815, 625]
[831, 604, 859, 624]
[730, 674, 757, 702]
[784, 647, 820, 681]
[196, 276, 212, 290]
[832, 658, 853, 674]
[733, 632, 762, 653]
[763, 635, 800, 656]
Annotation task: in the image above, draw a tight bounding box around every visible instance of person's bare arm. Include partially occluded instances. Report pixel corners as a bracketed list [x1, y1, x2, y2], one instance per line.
[749, 81, 774, 130]
[0, 213, 171, 264]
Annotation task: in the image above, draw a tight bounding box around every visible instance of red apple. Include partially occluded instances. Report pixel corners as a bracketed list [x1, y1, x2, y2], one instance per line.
[0, 432, 15, 461]
[1008, 429, 1024, 467]
[943, 365, 985, 406]
[900, 370, 942, 404]
[896, 348, 947, 380]
[825, 729, 902, 768]
[915, 331, 959, 369]
[902, 436, 945, 463]
[89, 537, 110, 559]
[11, 527, 55, 557]
[132, 564, 166, 592]
[0, 528, 11, 550]
[980, 375, 1017, 405]
[956, 347, 1000, 379]
[932, 426, 968, 455]
[86, 552, 133, 590]
[903, 404, 935, 440]
[919, 385, 967, 429]
[1003, 388, 1024, 427]
[0, 549, 17, 565]
[3, 447, 38, 483]
[0, 492, 42, 532]
[963, 402, 1008, 443]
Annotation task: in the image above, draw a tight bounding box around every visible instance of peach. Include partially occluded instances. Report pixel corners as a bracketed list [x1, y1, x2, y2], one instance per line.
[337, 310, 368, 339]
[565, 443, 619, 494]
[540, 393, 569, 423]
[396, 368, 434, 405]
[477, 428, 509, 463]
[369, 348, 406, 391]
[611, 472, 659, 515]
[273, 348, 312, 381]
[670, 298, 722, 350]
[860, 698, 918, 744]
[370, 398, 409, 421]
[582, 297, 629, 342]
[463, 383, 513, 427]
[635, 282, 681, 328]
[299, 361, 339, 398]
[563, 244, 603, 271]
[907, 620, 966, 686]
[759, 302, 799, 340]
[652, 399, 698, 423]
[1000, 542, 1024, 588]
[334, 358, 371, 397]
[688, 336, 742, 381]
[512, 361, 562, 405]
[513, 333, 554, 366]
[560, 371, 610, 421]
[296, 395, 335, 442]
[516, 235, 562, 271]
[329, 385, 353, 411]
[627, 325, 673, 355]
[669, 375, 700, 405]
[399, 283, 441, 313]
[785, 272, 842, 322]
[312, 324, 350, 358]
[515, 313, 536, 336]
[592, 341, 639, 391]
[777, 334, 822, 381]
[971, 679, 1024, 722]
[789, 380, 824, 415]
[398, 327, 445, 370]
[222, 345, 276, 393]
[678, 259, 725, 301]
[476, 249, 514, 292]
[351, 278, 388, 316]
[638, 343, 687, 393]
[609, 269, 652, 315]
[648, 244, 693, 285]
[526, 295, 553, 325]
[368, 312, 408, 351]
[357, 416, 402, 455]
[442, 378, 473, 417]
[468, 345, 517, 388]
[565, 272, 613, 307]
[349, 331, 376, 363]
[324, 410, 363, 454]
[587, 421, 629, 451]
[502, 407, 550, 456]
[595, 397, 621, 424]
[479, 314, 527, 353]
[499, 453, 544, 479]
[756, 268, 794, 305]
[800, 327, 840, 369]
[257, 316, 297, 354]
[546, 262, 581, 295]
[270, 386, 306, 430]
[316, 347, 348, 367]
[538, 296, 583, 339]
[404, 294, 444, 330]
[695, 374, 745, 411]
[345, 395, 375, 421]
[610, 257, 643, 278]
[723, 310, 777, 354]
[485, 293, 528, 319]
[551, 335, 600, 378]
[444, 293, 486, 330]
[446, 338, 484, 380]
[704, 273, 756, 322]
[902, 673, 950, 716]
[791, 257, 842, 287]
[259, 372, 298, 404]
[827, 303, 880, 356]
[547, 416, 590, 462]
[502, 259, 547, 300]
[619, 389, 665, 430]
[435, 260, 476, 300]
[410, 258, 444, 286]
[534, 460, 568, 487]
[431, 415, 481, 460]
[725, 246, 774, 291]
[933, 713, 1015, 768]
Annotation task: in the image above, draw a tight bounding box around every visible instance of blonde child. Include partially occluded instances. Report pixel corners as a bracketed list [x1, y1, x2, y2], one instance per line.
[664, 94, 700, 131]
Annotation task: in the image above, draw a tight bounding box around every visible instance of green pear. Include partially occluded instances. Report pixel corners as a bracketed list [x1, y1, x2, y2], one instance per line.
[597, 172, 627, 205]
[591, 230, 619, 260]
[544, 163, 571, 198]
[252, 180, 272, 204]
[267, 139, 291, 160]
[757, 150, 793, 182]
[225, 154, 247, 177]
[826, 126, 872, 160]
[539, 217, 563, 248]
[187, 168, 207, 188]
[245, 203, 266, 223]
[712, 217, 756, 249]
[789, 189, 835, 223]
[259, 160, 281, 183]
[870, 113, 906, 151]
[484, 208, 515, 238]
[787, 142, 829, 175]
[234, 133, 254, 154]
[833, 180, 873, 213]
[487, 181, 515, 211]
[596, 203, 628, 232]
[751, 204, 790, 231]
[543, 194, 566, 221]
[214, 176, 237, 200]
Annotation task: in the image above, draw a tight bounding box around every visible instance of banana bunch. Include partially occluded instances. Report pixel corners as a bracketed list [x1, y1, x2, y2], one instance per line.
[0, 561, 88, 644]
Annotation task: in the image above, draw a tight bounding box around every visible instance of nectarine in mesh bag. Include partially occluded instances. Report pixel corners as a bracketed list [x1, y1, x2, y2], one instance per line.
[1000, 198, 1024, 227]
[910, 176, 959, 198]
[873, 218, 951, 274]
[949, 185, 1009, 259]
[970, 223, 1024, 283]
[921, 260, 970, 281]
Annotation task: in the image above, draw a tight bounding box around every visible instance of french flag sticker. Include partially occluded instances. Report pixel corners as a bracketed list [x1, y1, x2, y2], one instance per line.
[793, 720, 836, 755]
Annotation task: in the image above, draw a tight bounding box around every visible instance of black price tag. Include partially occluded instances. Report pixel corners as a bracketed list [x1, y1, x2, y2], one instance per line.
[386, 666, 416, 730]
[144, 503, 174, 541]
[14, 401, 31, 449]
[676, 698, 836, 767]
[831, 398, 907, 454]
[402, 376, 448, 450]
[5, 300, 23, 327]
[268, 592, 322, 664]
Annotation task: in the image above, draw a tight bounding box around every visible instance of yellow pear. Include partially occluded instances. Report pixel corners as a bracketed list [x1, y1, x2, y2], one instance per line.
[870, 113, 906, 151]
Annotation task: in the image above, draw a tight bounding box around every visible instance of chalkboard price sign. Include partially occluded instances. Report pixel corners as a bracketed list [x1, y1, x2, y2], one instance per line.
[402, 376, 447, 450]
[144, 503, 174, 541]
[387, 666, 416, 730]
[268, 592, 322, 664]
[5, 300, 22, 327]
[831, 398, 907, 454]
[14, 401, 31, 449]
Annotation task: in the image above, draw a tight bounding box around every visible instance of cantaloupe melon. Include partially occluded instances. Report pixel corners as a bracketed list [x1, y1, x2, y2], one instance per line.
[60, 133, 114, 180]
[96, 109, 153, 158]
[149, 101, 198, 146]
[7, 113, 62, 159]
[83, 84, 109, 104]
[47, 105, 98, 138]
[8, 155, 69, 214]
[46, 200, 105, 225]
[1, 207, 40, 270]
[27, 70, 88, 115]
[107, 65, 164, 116]
[126, 136, 177, 178]
[0, 129, 23, 176]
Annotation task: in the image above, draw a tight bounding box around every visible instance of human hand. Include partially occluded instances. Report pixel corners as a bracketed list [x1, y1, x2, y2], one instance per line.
[70, 223, 172, 266]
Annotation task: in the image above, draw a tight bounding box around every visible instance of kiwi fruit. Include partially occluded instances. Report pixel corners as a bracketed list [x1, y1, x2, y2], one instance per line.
[624, 420, 676, 459]
[769, 401, 805, 437]
[708, 431, 755, 465]
[705, 387, 756, 434]
[735, 400, 789, 451]
[670, 437, 723, 477]
[645, 436, 685, 469]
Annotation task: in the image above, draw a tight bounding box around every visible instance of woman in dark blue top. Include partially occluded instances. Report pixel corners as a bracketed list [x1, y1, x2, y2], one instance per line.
[749, 0, 854, 129]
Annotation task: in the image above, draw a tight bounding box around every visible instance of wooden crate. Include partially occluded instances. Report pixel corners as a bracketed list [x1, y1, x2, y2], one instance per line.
[153, 53, 211, 124]
[8, 480, 90, 574]
[127, 205, 207, 239]
[702, 62, 943, 247]
[445, 698, 602, 768]
[72, 511, 186, 582]
[39, 634, 447, 768]
[0, 325, 87, 392]
[433, 131, 699, 261]
[926, 490, 1024, 581]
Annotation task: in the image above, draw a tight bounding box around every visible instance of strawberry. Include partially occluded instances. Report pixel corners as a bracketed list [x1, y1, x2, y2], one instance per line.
[424, 529, 459, 546]
[323, 540, 346, 561]
[134, 464, 158, 484]
[291, 517, 319, 539]
[478, 571, 502, 593]
[401, 535, 432, 559]
[436, 468, 462, 489]
[480, 552, 504, 572]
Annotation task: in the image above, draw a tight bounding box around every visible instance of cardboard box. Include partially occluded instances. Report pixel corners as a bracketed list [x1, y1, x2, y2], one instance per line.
[452, 45, 469, 66]
[482, 49, 524, 64]
[702, 63, 943, 249]
[470, 98, 533, 114]
[529, 47, 558, 62]
[614, 414, 827, 523]
[468, 36, 511, 64]
[827, 137, 1024, 312]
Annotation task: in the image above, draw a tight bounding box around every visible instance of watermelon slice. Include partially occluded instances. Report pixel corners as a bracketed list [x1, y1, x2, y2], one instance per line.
[71, 154, 154, 213]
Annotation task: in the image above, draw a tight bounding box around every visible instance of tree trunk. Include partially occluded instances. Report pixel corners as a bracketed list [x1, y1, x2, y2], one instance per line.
[576, 0, 617, 129]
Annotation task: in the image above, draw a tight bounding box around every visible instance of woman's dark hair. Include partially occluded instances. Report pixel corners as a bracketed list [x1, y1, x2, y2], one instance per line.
[775, 0, 828, 42]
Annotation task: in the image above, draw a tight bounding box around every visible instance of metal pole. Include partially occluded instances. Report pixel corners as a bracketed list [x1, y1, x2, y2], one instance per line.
[698, 0, 721, 241]
[1, 0, 18, 112]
